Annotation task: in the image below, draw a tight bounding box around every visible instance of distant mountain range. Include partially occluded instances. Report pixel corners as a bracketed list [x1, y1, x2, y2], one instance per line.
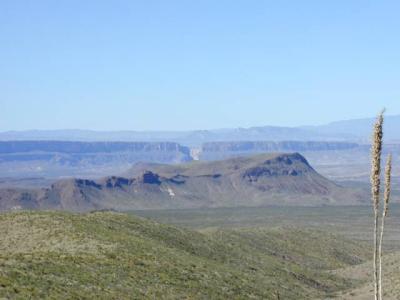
[1, 115, 400, 146]
[0, 115, 399, 183]
[300, 114, 400, 142]
[0, 153, 366, 212]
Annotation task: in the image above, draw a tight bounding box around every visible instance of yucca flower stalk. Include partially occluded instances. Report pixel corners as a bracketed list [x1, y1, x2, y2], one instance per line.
[378, 153, 392, 300]
[370, 111, 384, 300]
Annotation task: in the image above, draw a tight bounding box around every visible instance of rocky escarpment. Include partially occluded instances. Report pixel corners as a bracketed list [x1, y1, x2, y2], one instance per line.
[0, 153, 366, 212]
[243, 154, 309, 180]
[0, 141, 191, 154]
[0, 141, 192, 178]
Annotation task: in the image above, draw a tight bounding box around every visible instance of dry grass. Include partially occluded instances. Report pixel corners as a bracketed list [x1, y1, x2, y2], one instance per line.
[379, 154, 392, 299]
[370, 111, 384, 300]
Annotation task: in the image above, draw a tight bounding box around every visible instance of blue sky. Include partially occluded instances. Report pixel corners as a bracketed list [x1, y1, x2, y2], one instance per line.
[1, 0, 400, 131]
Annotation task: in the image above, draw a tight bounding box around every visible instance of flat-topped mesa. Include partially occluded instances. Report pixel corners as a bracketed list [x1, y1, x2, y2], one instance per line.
[0, 152, 366, 212]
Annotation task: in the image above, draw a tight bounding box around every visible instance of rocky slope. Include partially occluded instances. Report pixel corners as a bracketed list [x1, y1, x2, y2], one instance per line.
[0, 153, 366, 212]
[0, 211, 370, 299]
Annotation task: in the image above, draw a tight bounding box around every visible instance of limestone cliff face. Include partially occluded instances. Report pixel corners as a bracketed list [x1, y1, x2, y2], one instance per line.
[0, 141, 192, 177]
[0, 141, 191, 154]
[200, 141, 359, 160]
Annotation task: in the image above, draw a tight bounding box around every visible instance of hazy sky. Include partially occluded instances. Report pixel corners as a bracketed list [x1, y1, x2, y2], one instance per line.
[1, 0, 400, 131]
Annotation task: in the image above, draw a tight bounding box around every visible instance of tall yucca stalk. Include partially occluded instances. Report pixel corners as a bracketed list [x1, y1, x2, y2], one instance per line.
[370, 111, 384, 300]
[378, 153, 392, 300]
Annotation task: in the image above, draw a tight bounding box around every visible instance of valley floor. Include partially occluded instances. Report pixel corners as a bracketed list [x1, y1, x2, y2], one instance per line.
[133, 205, 400, 250]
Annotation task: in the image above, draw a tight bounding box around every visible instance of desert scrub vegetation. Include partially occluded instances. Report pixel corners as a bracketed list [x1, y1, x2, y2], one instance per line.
[332, 251, 400, 299]
[0, 211, 370, 299]
[370, 110, 393, 300]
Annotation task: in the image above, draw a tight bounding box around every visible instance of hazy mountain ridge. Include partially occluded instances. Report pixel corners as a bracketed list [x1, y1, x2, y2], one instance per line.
[0, 127, 354, 146]
[2, 115, 400, 145]
[301, 114, 400, 142]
